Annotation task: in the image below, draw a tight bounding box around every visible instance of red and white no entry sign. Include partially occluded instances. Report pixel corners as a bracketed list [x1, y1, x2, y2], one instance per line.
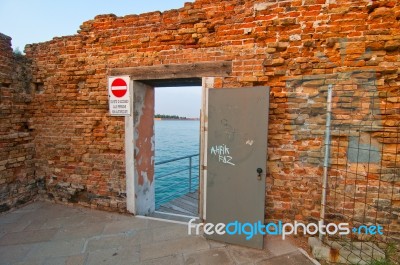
[108, 76, 131, 116]
[111, 78, 128, 98]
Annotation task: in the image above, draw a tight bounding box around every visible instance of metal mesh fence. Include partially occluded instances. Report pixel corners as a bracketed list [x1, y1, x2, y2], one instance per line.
[323, 70, 400, 264]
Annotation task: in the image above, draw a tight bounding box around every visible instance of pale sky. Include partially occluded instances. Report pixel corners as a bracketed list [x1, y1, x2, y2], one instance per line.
[0, 1, 192, 50]
[0, 0, 201, 117]
[155, 87, 201, 118]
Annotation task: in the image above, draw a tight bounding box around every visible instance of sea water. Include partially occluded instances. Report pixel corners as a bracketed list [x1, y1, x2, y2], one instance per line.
[154, 120, 200, 208]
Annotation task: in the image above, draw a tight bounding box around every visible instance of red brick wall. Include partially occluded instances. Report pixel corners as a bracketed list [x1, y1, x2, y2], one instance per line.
[0, 33, 36, 212]
[22, 0, 400, 220]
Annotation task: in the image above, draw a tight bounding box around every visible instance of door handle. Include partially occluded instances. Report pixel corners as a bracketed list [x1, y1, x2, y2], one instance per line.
[257, 168, 263, 180]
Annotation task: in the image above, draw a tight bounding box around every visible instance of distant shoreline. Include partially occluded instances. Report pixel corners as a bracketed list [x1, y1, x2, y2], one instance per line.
[154, 118, 200, 121]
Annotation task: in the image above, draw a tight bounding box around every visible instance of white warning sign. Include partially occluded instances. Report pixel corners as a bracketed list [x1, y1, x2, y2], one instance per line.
[108, 76, 131, 116]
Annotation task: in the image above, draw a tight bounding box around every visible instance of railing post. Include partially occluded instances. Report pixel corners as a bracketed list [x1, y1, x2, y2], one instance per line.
[189, 156, 192, 193]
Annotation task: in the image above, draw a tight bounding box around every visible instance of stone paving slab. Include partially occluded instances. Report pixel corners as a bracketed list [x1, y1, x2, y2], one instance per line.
[0, 228, 58, 246]
[0, 201, 318, 265]
[26, 239, 86, 260]
[226, 244, 274, 264]
[264, 234, 299, 256]
[255, 250, 317, 265]
[184, 248, 234, 264]
[140, 236, 210, 260]
[141, 254, 184, 265]
[0, 244, 36, 264]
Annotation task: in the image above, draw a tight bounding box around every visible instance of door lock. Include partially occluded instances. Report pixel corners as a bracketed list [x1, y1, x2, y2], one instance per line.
[257, 168, 263, 180]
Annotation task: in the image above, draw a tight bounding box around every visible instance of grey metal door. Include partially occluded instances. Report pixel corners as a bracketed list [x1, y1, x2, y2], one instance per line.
[206, 86, 269, 249]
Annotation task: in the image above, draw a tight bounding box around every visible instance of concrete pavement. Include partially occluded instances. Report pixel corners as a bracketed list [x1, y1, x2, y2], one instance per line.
[0, 201, 318, 265]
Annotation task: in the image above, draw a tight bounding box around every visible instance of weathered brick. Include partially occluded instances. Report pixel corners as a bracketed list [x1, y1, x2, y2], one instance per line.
[384, 40, 400, 51]
[0, 34, 36, 212]
[0, 1, 398, 233]
[263, 58, 285, 67]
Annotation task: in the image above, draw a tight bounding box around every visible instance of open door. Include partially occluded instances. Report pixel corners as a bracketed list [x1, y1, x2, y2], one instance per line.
[205, 86, 269, 249]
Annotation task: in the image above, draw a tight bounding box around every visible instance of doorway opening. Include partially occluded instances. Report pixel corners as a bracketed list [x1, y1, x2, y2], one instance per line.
[152, 86, 202, 221]
[118, 62, 231, 222]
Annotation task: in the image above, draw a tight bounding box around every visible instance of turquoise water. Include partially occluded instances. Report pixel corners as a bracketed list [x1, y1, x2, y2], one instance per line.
[154, 120, 200, 208]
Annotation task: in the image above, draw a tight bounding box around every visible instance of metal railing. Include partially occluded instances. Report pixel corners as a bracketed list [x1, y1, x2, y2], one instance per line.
[155, 153, 199, 208]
